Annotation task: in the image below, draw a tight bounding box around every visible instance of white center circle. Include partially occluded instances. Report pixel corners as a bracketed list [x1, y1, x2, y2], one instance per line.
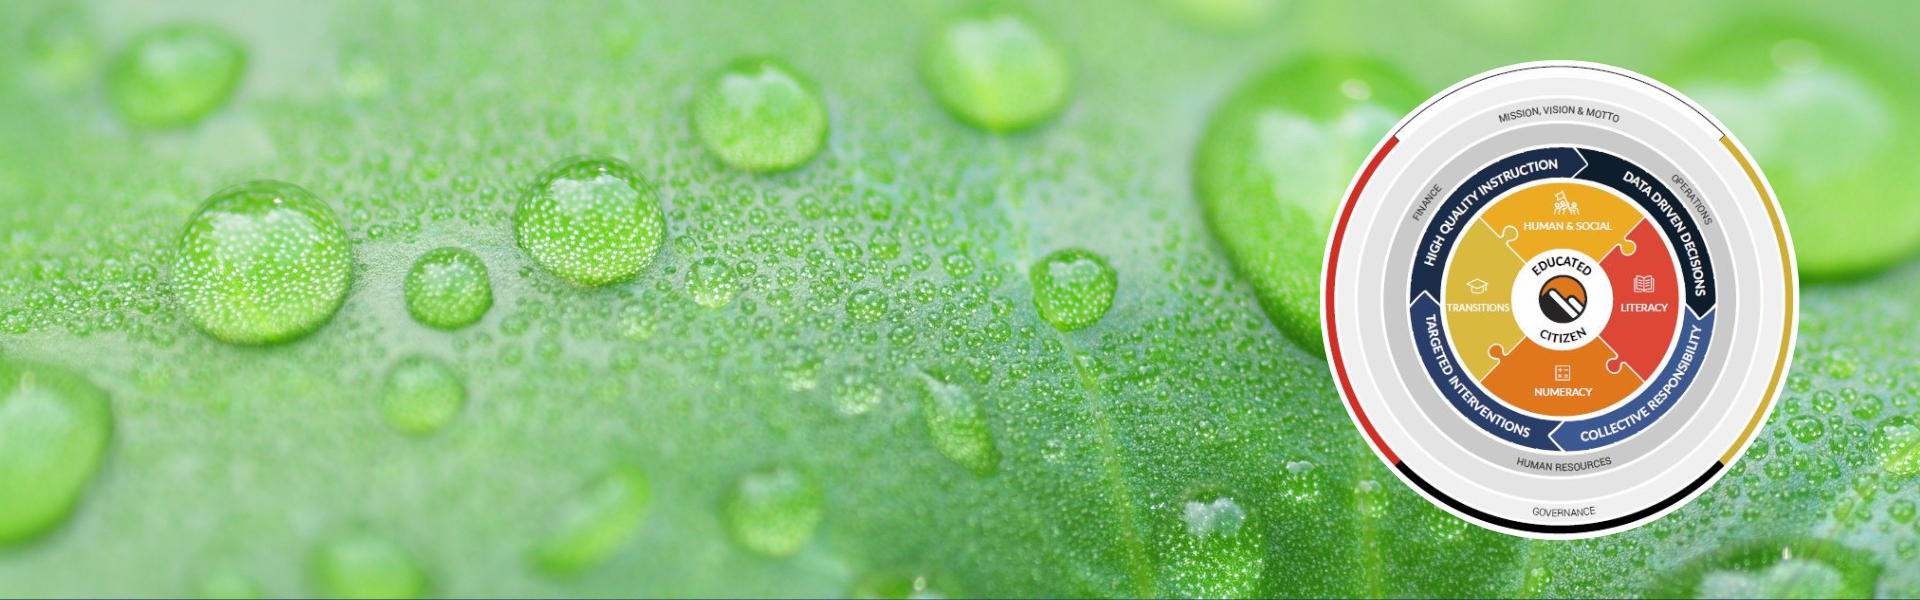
[1510, 248, 1612, 351]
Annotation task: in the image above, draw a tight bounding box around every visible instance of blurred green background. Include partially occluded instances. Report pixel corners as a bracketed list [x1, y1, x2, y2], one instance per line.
[1, 0, 1917, 598]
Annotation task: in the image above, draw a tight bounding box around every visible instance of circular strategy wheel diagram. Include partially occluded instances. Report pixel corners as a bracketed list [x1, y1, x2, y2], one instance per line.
[1322, 62, 1797, 539]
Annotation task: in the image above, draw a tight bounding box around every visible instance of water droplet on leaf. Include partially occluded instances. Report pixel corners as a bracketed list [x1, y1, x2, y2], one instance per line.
[378, 356, 465, 436]
[514, 156, 666, 287]
[1651, 538, 1882, 600]
[310, 532, 428, 600]
[532, 465, 653, 576]
[688, 257, 739, 309]
[0, 361, 113, 545]
[692, 59, 828, 172]
[404, 247, 491, 330]
[1673, 25, 1920, 277]
[847, 289, 888, 322]
[1161, 495, 1265, 598]
[26, 7, 99, 90]
[108, 24, 246, 128]
[922, 6, 1071, 132]
[848, 571, 955, 599]
[1030, 248, 1116, 331]
[1195, 56, 1422, 352]
[173, 180, 352, 345]
[723, 465, 824, 557]
[835, 374, 882, 416]
[1873, 416, 1920, 477]
[914, 370, 999, 476]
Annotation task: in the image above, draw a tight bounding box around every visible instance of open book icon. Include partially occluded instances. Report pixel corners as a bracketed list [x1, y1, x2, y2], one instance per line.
[1633, 274, 1656, 294]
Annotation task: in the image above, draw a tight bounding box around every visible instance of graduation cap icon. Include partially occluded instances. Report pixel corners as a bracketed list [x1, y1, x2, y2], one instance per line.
[1467, 278, 1489, 294]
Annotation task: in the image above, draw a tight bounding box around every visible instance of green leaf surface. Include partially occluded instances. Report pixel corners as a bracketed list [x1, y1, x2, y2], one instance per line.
[1, 1, 1918, 597]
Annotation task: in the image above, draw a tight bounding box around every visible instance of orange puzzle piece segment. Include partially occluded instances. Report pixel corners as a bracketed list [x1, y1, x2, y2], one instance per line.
[1479, 181, 1639, 263]
[1480, 338, 1643, 418]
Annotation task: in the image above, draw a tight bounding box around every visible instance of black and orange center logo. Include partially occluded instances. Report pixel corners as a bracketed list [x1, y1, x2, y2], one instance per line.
[1536, 275, 1587, 324]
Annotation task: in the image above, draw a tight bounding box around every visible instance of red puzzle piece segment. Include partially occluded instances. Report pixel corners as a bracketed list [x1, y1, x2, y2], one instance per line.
[1598, 220, 1682, 380]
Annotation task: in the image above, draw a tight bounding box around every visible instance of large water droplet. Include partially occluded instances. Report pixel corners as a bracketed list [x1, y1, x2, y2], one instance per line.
[514, 156, 666, 287]
[1651, 538, 1882, 599]
[1160, 495, 1266, 598]
[173, 180, 352, 345]
[311, 532, 429, 600]
[0, 361, 113, 545]
[921, 6, 1071, 132]
[1194, 56, 1422, 352]
[403, 247, 492, 330]
[532, 464, 653, 576]
[1700, 561, 1847, 599]
[378, 356, 465, 436]
[1672, 26, 1920, 277]
[692, 59, 828, 172]
[914, 370, 999, 476]
[723, 465, 824, 557]
[1030, 248, 1116, 332]
[107, 24, 246, 128]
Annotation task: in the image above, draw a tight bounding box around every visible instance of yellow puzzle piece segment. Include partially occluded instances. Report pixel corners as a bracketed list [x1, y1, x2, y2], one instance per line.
[1479, 180, 1640, 262]
[1443, 220, 1526, 380]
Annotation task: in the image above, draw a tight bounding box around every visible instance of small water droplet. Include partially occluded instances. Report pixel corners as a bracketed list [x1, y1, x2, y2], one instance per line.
[532, 465, 653, 576]
[174, 180, 352, 345]
[1873, 416, 1920, 477]
[922, 6, 1071, 132]
[780, 353, 825, 392]
[338, 52, 389, 100]
[847, 289, 888, 322]
[914, 370, 999, 476]
[1786, 414, 1826, 443]
[107, 24, 246, 128]
[26, 7, 99, 90]
[1030, 248, 1116, 332]
[723, 465, 824, 557]
[403, 247, 491, 330]
[514, 156, 666, 287]
[835, 374, 882, 416]
[378, 356, 465, 436]
[310, 532, 428, 600]
[1040, 437, 1067, 462]
[0, 361, 113, 545]
[692, 59, 828, 172]
[688, 257, 739, 309]
[942, 251, 975, 278]
[848, 571, 954, 599]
